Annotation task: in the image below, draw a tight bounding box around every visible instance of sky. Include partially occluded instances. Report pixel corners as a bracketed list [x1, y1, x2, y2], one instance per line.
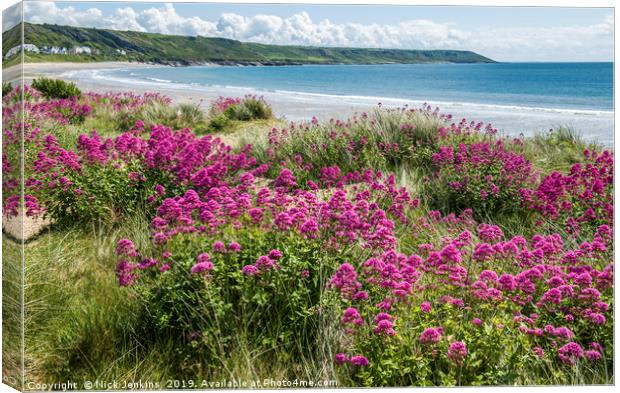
[2, 1, 615, 62]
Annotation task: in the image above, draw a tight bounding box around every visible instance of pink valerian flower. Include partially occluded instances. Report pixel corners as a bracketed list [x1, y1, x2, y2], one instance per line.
[478, 224, 504, 243]
[590, 342, 604, 353]
[268, 249, 283, 260]
[328, 263, 362, 298]
[473, 243, 494, 261]
[212, 96, 242, 113]
[419, 327, 442, 345]
[211, 96, 242, 113]
[23, 195, 43, 217]
[255, 255, 279, 272]
[197, 253, 211, 264]
[128, 171, 146, 182]
[472, 318, 482, 326]
[116, 239, 138, 257]
[341, 307, 364, 326]
[479, 270, 498, 282]
[538, 288, 562, 306]
[3, 195, 19, 217]
[558, 342, 584, 365]
[447, 341, 468, 364]
[585, 350, 602, 361]
[420, 302, 432, 313]
[334, 353, 349, 365]
[440, 243, 462, 264]
[584, 311, 606, 325]
[522, 150, 613, 235]
[274, 168, 297, 189]
[498, 274, 517, 292]
[248, 207, 264, 223]
[115, 260, 135, 287]
[191, 253, 214, 274]
[137, 258, 158, 270]
[212, 241, 226, 253]
[300, 219, 320, 238]
[228, 242, 241, 252]
[350, 355, 369, 367]
[191, 262, 214, 274]
[353, 290, 369, 300]
[242, 265, 259, 276]
[533, 347, 544, 358]
[373, 317, 396, 336]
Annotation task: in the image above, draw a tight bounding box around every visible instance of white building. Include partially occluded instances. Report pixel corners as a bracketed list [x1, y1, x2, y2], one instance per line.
[115, 49, 127, 55]
[41, 46, 68, 55]
[70, 46, 92, 55]
[4, 44, 40, 59]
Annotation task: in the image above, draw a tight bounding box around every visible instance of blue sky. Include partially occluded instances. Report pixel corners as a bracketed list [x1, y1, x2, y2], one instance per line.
[3, 2, 614, 61]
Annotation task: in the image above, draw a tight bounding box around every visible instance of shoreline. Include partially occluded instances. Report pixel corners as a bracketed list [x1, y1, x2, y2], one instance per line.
[3, 61, 614, 145]
[2, 61, 161, 81]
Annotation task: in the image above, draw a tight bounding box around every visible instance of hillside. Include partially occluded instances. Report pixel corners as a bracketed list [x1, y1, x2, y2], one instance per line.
[3, 22, 495, 66]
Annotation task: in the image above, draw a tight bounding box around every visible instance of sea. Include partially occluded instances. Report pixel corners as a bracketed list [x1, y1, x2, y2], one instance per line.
[68, 62, 615, 145]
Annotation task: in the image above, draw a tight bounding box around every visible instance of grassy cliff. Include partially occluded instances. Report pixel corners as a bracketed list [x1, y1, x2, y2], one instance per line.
[3, 22, 495, 66]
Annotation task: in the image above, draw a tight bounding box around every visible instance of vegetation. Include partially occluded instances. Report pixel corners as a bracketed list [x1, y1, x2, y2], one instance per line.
[207, 95, 273, 132]
[2, 82, 12, 97]
[31, 77, 82, 99]
[1, 83, 613, 388]
[3, 22, 495, 66]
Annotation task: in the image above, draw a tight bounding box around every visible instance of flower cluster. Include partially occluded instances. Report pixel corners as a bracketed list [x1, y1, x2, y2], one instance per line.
[429, 140, 537, 215]
[521, 149, 613, 236]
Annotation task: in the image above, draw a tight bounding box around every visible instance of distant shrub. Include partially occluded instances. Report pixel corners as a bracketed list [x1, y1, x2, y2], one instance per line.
[2, 82, 12, 97]
[228, 95, 272, 120]
[207, 95, 273, 131]
[207, 113, 230, 131]
[114, 101, 205, 132]
[176, 102, 206, 126]
[32, 77, 82, 99]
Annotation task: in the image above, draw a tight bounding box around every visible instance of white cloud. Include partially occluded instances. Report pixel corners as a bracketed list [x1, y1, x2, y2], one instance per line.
[24, 1, 103, 28]
[2, 2, 22, 32]
[20, 2, 614, 61]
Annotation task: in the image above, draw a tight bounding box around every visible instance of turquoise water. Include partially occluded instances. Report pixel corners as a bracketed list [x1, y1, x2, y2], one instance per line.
[107, 62, 613, 111]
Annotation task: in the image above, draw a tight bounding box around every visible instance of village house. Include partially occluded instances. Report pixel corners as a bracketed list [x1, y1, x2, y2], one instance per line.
[69, 46, 92, 55]
[4, 44, 39, 59]
[41, 46, 68, 55]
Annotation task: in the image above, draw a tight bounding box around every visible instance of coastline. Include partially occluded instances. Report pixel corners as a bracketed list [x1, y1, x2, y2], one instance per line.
[2, 61, 161, 81]
[4, 61, 614, 145]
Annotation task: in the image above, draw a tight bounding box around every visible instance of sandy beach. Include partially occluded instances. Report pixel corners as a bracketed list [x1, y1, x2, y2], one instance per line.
[4, 61, 354, 122]
[3, 61, 614, 144]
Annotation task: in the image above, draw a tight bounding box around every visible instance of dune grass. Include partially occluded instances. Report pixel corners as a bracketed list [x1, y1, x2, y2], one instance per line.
[2, 233, 23, 390]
